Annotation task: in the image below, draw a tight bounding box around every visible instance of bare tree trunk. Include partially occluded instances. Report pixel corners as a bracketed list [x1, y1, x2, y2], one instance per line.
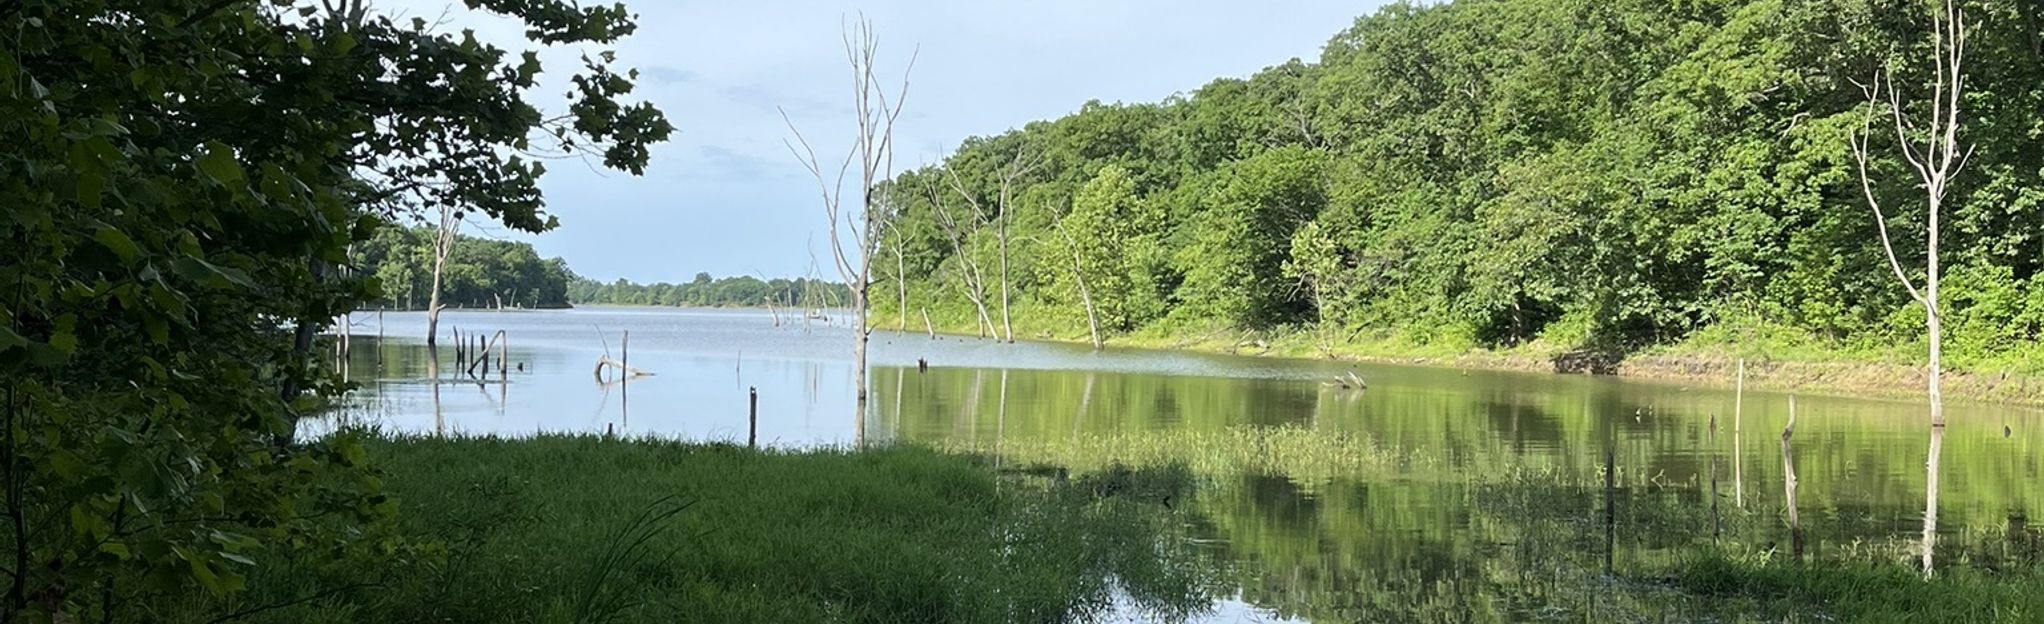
[893, 242, 908, 332]
[1851, 0, 1967, 430]
[1922, 426, 1946, 576]
[997, 219, 1013, 343]
[852, 288, 869, 445]
[1849, 0, 1967, 578]
[944, 148, 1039, 344]
[1057, 225, 1102, 350]
[781, 17, 912, 445]
[426, 206, 459, 347]
[927, 177, 995, 339]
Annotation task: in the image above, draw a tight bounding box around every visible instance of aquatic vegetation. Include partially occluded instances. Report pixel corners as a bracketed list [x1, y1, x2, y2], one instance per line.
[937, 425, 1428, 484]
[164, 436, 1221, 624]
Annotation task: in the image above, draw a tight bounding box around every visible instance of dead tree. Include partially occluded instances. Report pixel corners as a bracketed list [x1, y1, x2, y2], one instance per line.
[1849, 0, 1971, 430]
[945, 146, 1042, 343]
[1054, 222, 1103, 350]
[1848, 0, 1969, 578]
[426, 204, 460, 347]
[891, 239, 908, 332]
[782, 16, 914, 423]
[925, 175, 997, 337]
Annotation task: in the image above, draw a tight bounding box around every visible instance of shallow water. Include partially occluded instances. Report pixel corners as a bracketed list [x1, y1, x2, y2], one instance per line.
[329, 307, 2042, 622]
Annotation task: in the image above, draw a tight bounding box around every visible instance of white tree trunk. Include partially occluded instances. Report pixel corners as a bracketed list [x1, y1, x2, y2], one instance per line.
[998, 214, 1013, 343]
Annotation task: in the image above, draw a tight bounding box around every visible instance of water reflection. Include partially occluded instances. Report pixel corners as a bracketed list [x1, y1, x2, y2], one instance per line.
[1924, 424, 1945, 576]
[1782, 396, 1803, 560]
[877, 363, 2043, 621]
[326, 309, 2043, 622]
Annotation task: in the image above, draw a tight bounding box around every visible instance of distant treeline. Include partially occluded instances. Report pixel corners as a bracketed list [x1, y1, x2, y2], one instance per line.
[569, 274, 852, 309]
[356, 226, 575, 310]
[354, 226, 844, 311]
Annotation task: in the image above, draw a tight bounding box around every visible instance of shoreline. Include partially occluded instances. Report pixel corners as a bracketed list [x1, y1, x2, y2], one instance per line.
[880, 313, 2044, 407]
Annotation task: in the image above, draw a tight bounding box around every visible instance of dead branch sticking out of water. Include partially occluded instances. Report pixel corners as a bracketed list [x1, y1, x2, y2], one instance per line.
[592, 327, 652, 382]
[1322, 371, 1367, 391]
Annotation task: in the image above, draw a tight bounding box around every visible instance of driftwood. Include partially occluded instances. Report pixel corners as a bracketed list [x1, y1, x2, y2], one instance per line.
[592, 328, 652, 381]
[593, 357, 652, 380]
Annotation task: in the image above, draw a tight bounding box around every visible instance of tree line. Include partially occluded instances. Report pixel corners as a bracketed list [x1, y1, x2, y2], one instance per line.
[354, 225, 576, 309]
[570, 274, 852, 309]
[878, 0, 2044, 372]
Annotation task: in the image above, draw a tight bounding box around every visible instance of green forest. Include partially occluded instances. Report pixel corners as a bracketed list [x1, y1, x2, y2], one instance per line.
[569, 274, 854, 308]
[877, 0, 2044, 372]
[355, 226, 576, 309]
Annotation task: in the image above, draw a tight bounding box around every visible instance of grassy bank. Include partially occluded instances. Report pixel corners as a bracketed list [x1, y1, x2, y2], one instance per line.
[172, 435, 1215, 624]
[877, 307, 2044, 406]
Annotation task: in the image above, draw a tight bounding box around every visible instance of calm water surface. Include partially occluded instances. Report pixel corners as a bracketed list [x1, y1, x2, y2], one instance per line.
[328, 307, 2043, 622]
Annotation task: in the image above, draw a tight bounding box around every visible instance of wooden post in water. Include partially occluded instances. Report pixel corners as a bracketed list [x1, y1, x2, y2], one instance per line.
[621, 330, 630, 423]
[748, 387, 758, 449]
[495, 330, 508, 381]
[1782, 395, 1803, 560]
[1604, 445, 1617, 576]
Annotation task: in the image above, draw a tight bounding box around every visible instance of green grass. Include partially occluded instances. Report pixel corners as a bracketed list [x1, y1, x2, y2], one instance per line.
[173, 435, 1218, 624]
[1670, 555, 2044, 623]
[154, 433, 2044, 623]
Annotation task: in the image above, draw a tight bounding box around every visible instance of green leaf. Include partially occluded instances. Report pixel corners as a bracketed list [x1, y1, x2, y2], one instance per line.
[76, 170, 106, 208]
[95, 225, 140, 264]
[48, 450, 89, 480]
[143, 313, 168, 344]
[99, 542, 132, 560]
[171, 257, 256, 290]
[0, 326, 26, 351]
[196, 142, 245, 186]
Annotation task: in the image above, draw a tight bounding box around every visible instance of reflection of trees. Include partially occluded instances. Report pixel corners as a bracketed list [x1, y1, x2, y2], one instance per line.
[875, 366, 2044, 534]
[875, 365, 2044, 619]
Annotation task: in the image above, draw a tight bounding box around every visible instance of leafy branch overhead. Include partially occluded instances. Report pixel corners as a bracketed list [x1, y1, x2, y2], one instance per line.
[1, 0, 671, 619]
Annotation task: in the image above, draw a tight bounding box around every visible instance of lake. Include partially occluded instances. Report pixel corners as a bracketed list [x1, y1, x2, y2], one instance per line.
[327, 307, 2042, 622]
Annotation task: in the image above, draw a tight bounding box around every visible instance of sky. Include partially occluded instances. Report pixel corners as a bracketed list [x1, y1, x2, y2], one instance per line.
[400, 0, 1384, 283]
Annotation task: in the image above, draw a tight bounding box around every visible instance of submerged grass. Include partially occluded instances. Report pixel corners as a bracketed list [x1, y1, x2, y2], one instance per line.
[173, 435, 1219, 624]
[945, 425, 1427, 485]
